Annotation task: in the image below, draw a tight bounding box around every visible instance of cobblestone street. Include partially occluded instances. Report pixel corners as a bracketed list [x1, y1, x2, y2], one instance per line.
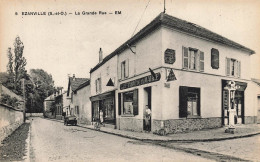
[29, 118, 211, 161]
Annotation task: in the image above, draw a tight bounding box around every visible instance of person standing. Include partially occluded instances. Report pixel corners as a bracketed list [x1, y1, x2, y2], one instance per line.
[100, 109, 104, 125]
[144, 105, 151, 132]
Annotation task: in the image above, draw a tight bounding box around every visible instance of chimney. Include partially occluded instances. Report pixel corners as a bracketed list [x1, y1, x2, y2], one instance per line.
[72, 74, 76, 81]
[99, 48, 103, 63]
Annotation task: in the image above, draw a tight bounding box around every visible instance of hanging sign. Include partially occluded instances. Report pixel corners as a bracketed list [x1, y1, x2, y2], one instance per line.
[164, 49, 175, 64]
[166, 68, 177, 82]
[120, 73, 161, 90]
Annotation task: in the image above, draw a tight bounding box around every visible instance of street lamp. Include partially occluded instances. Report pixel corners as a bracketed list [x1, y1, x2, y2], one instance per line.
[224, 80, 240, 134]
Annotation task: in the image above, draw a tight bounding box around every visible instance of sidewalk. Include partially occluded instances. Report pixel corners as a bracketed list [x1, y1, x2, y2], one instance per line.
[43, 117, 260, 142]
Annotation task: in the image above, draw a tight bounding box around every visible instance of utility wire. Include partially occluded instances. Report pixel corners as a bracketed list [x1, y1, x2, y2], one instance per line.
[131, 0, 151, 37]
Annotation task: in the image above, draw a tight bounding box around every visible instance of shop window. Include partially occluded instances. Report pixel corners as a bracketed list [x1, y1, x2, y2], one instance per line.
[119, 89, 138, 116]
[211, 48, 219, 69]
[121, 59, 129, 79]
[226, 58, 240, 77]
[179, 86, 200, 118]
[182, 46, 204, 72]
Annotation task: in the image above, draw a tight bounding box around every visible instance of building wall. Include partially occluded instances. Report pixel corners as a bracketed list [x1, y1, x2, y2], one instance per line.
[0, 104, 24, 143]
[73, 85, 91, 124]
[91, 56, 118, 96]
[161, 27, 251, 80]
[116, 26, 256, 133]
[118, 28, 162, 81]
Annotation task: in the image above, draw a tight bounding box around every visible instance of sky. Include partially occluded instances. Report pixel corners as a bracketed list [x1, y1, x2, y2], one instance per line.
[0, 0, 260, 89]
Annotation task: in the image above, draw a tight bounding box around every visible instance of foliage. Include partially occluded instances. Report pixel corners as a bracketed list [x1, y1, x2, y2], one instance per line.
[26, 69, 57, 113]
[4, 36, 27, 95]
[0, 94, 19, 108]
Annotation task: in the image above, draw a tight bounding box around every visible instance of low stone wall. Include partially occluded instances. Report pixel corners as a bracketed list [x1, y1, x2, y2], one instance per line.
[0, 104, 24, 143]
[244, 116, 257, 124]
[26, 113, 43, 117]
[153, 117, 222, 134]
[118, 118, 143, 132]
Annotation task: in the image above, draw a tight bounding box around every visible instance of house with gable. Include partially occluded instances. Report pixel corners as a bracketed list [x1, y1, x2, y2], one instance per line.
[66, 74, 91, 124]
[90, 12, 258, 134]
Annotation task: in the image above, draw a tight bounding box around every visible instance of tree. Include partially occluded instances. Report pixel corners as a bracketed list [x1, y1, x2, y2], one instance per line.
[5, 36, 27, 95]
[26, 69, 57, 113]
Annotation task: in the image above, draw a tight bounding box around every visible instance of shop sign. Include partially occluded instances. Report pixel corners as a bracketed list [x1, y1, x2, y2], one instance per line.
[166, 68, 177, 82]
[120, 73, 161, 90]
[164, 49, 175, 64]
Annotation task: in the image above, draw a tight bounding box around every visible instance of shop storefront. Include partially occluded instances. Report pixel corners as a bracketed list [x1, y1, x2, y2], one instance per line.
[222, 80, 247, 125]
[90, 91, 116, 125]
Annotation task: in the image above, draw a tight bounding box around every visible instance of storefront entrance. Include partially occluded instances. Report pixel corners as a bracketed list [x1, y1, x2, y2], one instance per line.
[222, 80, 246, 125]
[91, 91, 116, 125]
[143, 87, 152, 131]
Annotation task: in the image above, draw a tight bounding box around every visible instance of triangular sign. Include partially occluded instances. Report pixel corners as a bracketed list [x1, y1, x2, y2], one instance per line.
[106, 78, 114, 86]
[167, 69, 177, 82]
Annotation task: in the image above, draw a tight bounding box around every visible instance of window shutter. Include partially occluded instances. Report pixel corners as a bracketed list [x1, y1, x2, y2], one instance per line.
[118, 93, 121, 115]
[197, 88, 201, 116]
[99, 78, 102, 93]
[234, 61, 238, 77]
[133, 89, 139, 115]
[95, 79, 97, 93]
[199, 51, 204, 71]
[121, 62, 124, 79]
[182, 46, 189, 69]
[125, 59, 129, 78]
[179, 86, 188, 118]
[238, 61, 241, 78]
[226, 58, 231, 76]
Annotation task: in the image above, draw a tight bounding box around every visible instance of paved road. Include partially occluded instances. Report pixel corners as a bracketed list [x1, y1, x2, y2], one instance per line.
[29, 118, 211, 162]
[176, 134, 260, 161]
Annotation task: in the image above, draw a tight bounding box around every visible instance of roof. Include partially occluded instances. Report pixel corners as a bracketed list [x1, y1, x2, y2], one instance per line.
[90, 12, 255, 73]
[67, 77, 90, 95]
[252, 78, 260, 86]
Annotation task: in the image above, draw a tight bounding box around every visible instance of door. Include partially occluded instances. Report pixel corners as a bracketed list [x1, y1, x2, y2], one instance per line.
[143, 87, 152, 131]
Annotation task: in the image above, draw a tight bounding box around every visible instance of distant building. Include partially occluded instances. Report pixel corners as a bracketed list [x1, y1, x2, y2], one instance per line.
[66, 74, 91, 124]
[43, 94, 55, 118]
[90, 13, 258, 134]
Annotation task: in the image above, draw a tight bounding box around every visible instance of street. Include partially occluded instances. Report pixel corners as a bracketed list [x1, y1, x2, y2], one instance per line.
[29, 118, 211, 162]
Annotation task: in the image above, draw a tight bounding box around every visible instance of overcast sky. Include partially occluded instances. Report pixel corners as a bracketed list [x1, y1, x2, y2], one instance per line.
[1, 0, 259, 89]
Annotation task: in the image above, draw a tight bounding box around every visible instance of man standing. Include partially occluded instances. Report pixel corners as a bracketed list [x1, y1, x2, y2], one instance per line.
[144, 105, 151, 132]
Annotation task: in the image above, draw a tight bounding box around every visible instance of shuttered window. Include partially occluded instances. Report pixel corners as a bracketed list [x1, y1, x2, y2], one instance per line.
[182, 46, 204, 72]
[211, 48, 219, 69]
[121, 89, 138, 116]
[226, 57, 241, 78]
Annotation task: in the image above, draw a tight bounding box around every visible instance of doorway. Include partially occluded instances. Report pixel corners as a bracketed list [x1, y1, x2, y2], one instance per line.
[143, 87, 152, 131]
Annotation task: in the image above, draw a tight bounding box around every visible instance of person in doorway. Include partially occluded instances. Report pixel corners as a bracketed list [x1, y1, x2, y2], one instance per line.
[144, 105, 151, 132]
[100, 109, 104, 125]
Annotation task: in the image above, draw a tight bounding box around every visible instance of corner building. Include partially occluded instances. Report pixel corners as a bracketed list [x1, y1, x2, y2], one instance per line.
[90, 13, 258, 134]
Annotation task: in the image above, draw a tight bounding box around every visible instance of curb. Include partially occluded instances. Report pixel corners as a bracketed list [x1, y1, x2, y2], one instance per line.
[41, 117, 260, 143]
[23, 120, 31, 162]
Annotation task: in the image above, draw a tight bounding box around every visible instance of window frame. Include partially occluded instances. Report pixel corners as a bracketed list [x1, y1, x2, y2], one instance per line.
[182, 46, 204, 72]
[179, 86, 201, 118]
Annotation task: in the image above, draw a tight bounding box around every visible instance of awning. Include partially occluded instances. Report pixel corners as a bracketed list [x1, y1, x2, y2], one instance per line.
[90, 90, 115, 102]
